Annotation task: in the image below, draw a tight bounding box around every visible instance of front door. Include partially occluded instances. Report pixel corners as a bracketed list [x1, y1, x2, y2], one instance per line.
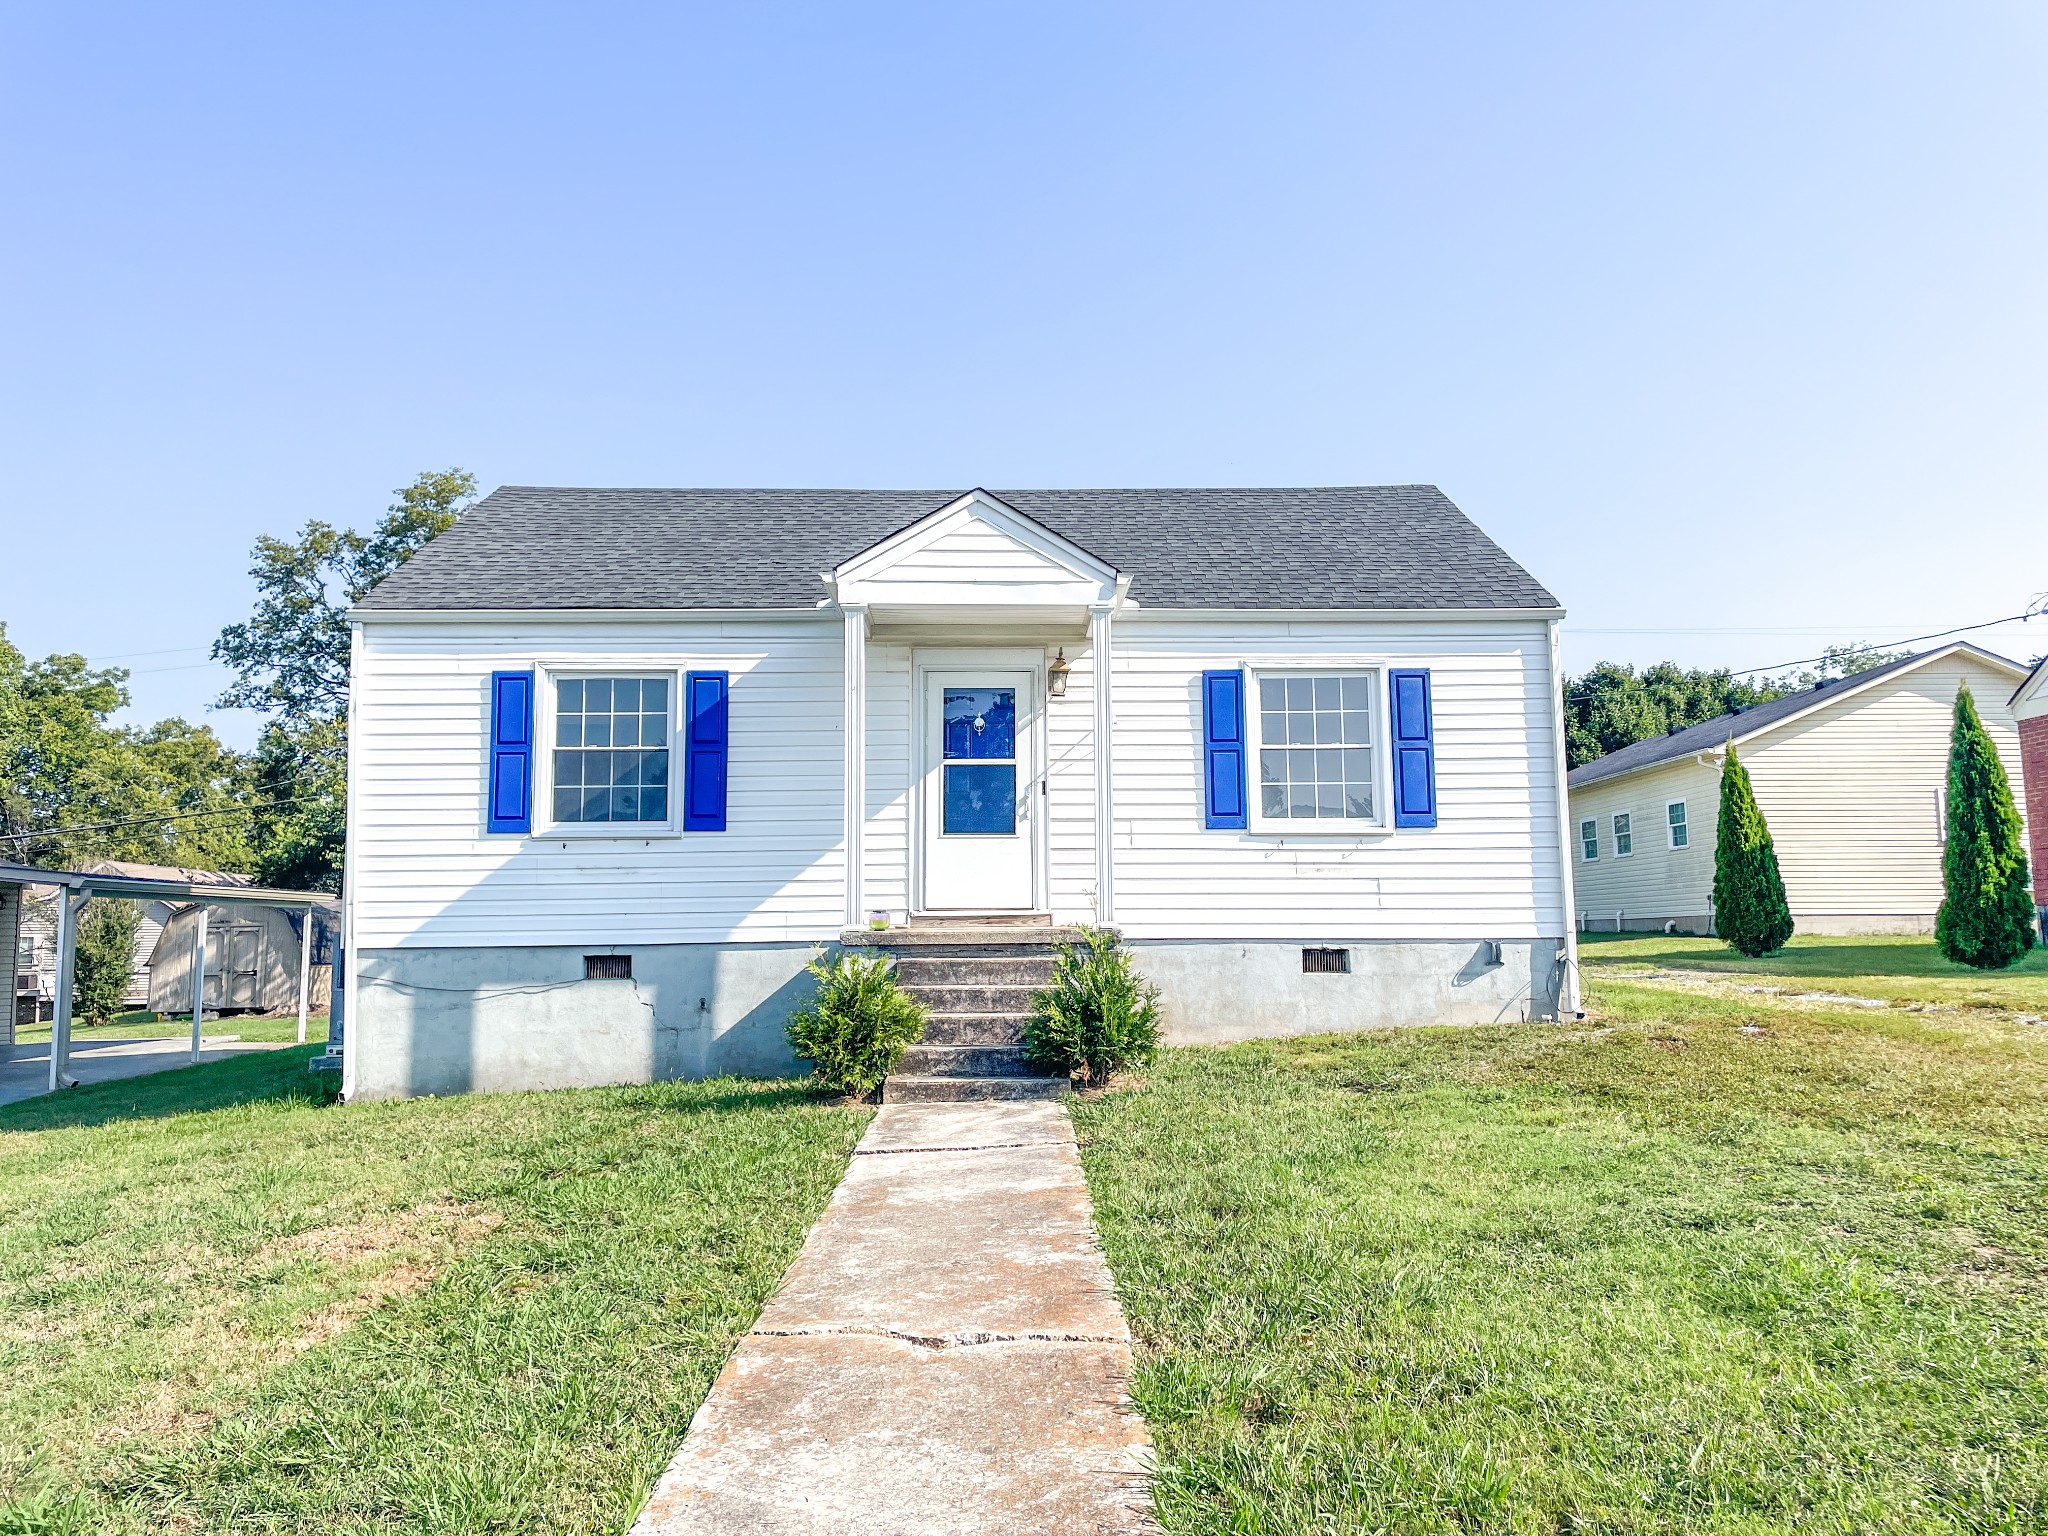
[922, 671, 1036, 911]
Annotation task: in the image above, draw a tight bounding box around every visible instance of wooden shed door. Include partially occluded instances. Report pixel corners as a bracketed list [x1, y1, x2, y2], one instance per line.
[222, 928, 261, 1010]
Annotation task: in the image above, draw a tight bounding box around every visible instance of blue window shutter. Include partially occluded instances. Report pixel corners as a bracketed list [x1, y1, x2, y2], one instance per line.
[487, 670, 533, 833]
[1201, 669, 1248, 829]
[684, 671, 729, 831]
[1390, 668, 1437, 828]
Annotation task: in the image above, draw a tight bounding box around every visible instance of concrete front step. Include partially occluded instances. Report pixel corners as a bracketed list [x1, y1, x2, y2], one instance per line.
[902, 982, 1039, 1013]
[921, 1014, 1028, 1046]
[882, 1073, 1069, 1104]
[844, 925, 1099, 948]
[894, 958, 1054, 989]
[897, 1044, 1033, 1078]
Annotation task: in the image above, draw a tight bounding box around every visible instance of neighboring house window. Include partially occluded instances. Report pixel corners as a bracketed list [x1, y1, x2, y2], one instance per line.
[1667, 800, 1689, 849]
[552, 676, 671, 824]
[1613, 812, 1633, 857]
[1580, 818, 1599, 861]
[1252, 672, 1377, 822]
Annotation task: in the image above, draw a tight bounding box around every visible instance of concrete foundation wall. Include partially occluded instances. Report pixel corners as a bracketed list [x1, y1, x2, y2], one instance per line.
[349, 943, 818, 1100]
[350, 935, 1572, 1098]
[1132, 938, 1568, 1045]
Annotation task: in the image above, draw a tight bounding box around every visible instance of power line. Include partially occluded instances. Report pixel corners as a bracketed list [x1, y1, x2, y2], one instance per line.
[1725, 604, 2044, 678]
[0, 798, 316, 846]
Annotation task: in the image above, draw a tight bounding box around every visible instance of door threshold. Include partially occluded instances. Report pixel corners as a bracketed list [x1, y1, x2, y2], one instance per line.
[907, 912, 1054, 928]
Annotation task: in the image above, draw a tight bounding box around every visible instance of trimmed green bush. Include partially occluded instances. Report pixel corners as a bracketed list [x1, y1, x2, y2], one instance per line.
[1023, 927, 1162, 1087]
[785, 950, 927, 1097]
[1936, 682, 2037, 970]
[72, 899, 141, 1024]
[1712, 745, 1793, 957]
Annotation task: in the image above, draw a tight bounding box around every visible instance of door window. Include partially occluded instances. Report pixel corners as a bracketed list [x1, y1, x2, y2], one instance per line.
[941, 688, 1017, 835]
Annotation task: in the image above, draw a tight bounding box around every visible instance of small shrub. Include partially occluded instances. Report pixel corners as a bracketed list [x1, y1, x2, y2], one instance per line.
[784, 950, 926, 1097]
[1023, 927, 1162, 1087]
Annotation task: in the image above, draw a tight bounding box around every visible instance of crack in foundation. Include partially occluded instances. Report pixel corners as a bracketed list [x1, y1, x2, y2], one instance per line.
[750, 1323, 1126, 1350]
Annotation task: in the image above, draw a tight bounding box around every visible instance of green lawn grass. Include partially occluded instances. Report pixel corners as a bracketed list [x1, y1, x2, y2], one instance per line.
[1074, 977, 2048, 1533]
[13, 1011, 331, 1046]
[1580, 932, 2048, 1011]
[0, 1049, 867, 1534]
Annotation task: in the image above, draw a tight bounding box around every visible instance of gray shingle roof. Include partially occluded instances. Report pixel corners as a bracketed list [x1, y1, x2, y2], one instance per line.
[354, 486, 1558, 613]
[1564, 646, 2020, 790]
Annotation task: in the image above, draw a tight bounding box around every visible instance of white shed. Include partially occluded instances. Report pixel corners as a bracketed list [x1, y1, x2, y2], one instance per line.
[146, 902, 335, 1015]
[1566, 643, 2030, 935]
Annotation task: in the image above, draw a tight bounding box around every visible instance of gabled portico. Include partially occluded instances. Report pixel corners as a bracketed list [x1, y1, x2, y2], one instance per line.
[826, 490, 1127, 928]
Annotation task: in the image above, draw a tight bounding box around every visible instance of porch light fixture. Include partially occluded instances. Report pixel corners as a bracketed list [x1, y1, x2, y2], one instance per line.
[1047, 648, 1071, 698]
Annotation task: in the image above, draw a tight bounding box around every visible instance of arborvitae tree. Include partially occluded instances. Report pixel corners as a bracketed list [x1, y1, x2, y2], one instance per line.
[1935, 683, 2036, 969]
[72, 898, 142, 1024]
[1713, 745, 1794, 957]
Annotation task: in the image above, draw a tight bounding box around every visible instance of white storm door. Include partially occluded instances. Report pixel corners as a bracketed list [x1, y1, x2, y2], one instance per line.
[922, 672, 1035, 911]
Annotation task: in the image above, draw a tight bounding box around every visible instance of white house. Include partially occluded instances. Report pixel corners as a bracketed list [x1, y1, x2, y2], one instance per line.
[1566, 643, 2030, 936]
[341, 486, 1579, 1100]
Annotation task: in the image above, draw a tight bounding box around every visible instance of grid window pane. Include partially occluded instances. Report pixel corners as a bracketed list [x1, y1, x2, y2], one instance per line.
[1581, 819, 1599, 860]
[1256, 672, 1377, 819]
[1613, 813, 1632, 856]
[554, 677, 671, 823]
[1668, 802, 1688, 848]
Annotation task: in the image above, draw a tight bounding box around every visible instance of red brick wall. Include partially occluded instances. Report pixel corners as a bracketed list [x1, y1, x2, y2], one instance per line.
[2022, 715, 2048, 912]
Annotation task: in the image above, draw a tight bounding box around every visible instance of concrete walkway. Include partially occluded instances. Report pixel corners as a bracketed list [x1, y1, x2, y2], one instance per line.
[632, 1100, 1155, 1535]
[0, 1036, 288, 1108]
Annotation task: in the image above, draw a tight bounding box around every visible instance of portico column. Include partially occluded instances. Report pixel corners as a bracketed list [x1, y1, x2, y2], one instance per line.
[48, 883, 85, 1092]
[1090, 604, 1115, 924]
[842, 604, 868, 930]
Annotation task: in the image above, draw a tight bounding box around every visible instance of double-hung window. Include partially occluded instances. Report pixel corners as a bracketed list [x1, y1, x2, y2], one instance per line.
[1252, 671, 1378, 824]
[1612, 811, 1633, 857]
[551, 675, 671, 825]
[1580, 818, 1599, 861]
[1667, 800, 1689, 849]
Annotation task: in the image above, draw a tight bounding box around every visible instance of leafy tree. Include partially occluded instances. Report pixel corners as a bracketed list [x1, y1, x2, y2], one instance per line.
[1712, 745, 1794, 957]
[0, 625, 255, 870]
[1935, 683, 2036, 969]
[215, 469, 476, 724]
[71, 899, 142, 1024]
[1563, 662, 1792, 769]
[214, 470, 475, 889]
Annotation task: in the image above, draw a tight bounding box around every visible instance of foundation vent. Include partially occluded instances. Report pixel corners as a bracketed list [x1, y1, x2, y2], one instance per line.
[1302, 947, 1351, 975]
[584, 954, 633, 980]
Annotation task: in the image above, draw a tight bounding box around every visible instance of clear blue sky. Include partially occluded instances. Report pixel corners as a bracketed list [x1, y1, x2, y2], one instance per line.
[5, 2, 2044, 749]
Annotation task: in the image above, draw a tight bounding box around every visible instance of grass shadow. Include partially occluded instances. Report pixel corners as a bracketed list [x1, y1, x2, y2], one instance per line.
[0, 1047, 333, 1133]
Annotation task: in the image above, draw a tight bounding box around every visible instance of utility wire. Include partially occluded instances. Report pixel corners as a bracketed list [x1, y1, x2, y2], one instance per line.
[1561, 602, 2046, 703]
[0, 798, 316, 846]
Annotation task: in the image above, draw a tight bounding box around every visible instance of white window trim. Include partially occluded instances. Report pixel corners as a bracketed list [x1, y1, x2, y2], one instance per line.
[1612, 810, 1634, 858]
[534, 664, 684, 839]
[1244, 665, 1392, 836]
[1666, 799, 1690, 850]
[1580, 817, 1599, 862]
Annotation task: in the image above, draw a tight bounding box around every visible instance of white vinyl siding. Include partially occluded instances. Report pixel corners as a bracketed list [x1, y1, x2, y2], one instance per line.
[1568, 651, 2027, 931]
[349, 617, 847, 948]
[1082, 616, 1564, 941]
[350, 612, 1570, 949]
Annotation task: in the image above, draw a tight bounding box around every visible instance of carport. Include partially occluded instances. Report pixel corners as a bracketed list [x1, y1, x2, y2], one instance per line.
[0, 861, 340, 1094]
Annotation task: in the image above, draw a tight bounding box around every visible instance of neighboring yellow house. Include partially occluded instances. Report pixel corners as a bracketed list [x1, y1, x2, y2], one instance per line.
[1566, 643, 2030, 935]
